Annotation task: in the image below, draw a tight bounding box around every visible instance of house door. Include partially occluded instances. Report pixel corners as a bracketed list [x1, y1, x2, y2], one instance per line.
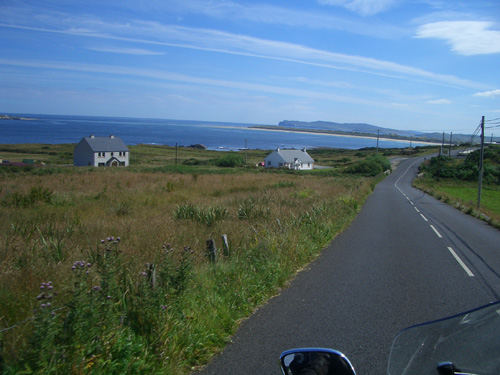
[111, 161, 118, 167]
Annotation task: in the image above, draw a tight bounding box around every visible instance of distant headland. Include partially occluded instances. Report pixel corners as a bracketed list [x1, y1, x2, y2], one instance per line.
[0, 114, 37, 120]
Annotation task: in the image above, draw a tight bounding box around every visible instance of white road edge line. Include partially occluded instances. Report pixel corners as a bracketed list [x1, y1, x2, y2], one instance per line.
[420, 214, 428, 222]
[448, 247, 474, 277]
[430, 225, 442, 238]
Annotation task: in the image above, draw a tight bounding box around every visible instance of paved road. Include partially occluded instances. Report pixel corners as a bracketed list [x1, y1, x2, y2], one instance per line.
[197, 155, 500, 375]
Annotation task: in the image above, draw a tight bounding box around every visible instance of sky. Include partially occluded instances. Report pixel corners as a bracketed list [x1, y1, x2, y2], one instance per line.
[1, 0, 499, 135]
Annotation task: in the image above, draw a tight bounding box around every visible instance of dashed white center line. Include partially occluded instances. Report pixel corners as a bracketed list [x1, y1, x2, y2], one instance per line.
[420, 214, 428, 222]
[448, 247, 474, 277]
[430, 225, 442, 238]
[414, 207, 420, 213]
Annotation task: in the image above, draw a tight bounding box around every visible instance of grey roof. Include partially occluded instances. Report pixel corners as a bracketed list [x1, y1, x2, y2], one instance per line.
[274, 149, 314, 163]
[82, 136, 129, 152]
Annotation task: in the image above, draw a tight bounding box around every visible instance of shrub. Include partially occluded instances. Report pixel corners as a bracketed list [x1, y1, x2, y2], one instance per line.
[214, 154, 244, 168]
[345, 154, 391, 176]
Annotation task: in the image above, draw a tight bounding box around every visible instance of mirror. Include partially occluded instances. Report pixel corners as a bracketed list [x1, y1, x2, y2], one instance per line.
[280, 348, 356, 375]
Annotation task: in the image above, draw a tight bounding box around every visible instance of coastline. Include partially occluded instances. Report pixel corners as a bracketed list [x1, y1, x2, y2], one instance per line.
[245, 126, 441, 146]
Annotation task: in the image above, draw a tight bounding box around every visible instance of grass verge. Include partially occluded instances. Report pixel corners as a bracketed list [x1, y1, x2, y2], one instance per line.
[413, 177, 500, 229]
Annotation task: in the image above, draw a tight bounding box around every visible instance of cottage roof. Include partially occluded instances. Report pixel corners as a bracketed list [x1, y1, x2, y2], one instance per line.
[81, 135, 129, 152]
[270, 148, 314, 163]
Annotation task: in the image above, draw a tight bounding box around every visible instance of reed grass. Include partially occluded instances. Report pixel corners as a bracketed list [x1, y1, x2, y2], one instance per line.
[0, 165, 375, 374]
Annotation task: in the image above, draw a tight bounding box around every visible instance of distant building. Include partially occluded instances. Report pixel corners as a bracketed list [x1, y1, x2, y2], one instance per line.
[74, 135, 129, 167]
[264, 148, 314, 170]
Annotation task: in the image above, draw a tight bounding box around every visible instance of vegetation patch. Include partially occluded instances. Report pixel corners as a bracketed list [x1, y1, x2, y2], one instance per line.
[415, 146, 500, 228]
[0, 158, 379, 374]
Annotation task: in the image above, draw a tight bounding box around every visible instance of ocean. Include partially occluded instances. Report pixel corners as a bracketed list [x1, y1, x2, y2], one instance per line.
[0, 113, 427, 151]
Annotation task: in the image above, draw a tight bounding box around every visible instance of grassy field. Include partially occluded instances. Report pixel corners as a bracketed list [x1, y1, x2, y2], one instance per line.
[413, 177, 500, 227]
[1, 143, 417, 374]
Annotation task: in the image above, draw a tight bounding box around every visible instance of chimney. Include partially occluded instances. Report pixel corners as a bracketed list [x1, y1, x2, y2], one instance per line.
[90, 135, 95, 138]
[302, 148, 306, 152]
[277, 147, 280, 151]
[110, 134, 114, 138]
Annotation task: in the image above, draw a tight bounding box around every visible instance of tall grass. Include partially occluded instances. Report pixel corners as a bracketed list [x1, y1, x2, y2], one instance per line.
[0, 169, 374, 374]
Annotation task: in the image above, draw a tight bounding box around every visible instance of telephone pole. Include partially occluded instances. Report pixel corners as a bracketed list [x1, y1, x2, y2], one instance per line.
[477, 116, 485, 209]
[449, 132, 453, 156]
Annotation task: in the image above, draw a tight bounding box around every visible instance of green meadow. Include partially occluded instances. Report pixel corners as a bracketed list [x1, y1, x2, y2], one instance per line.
[0, 144, 430, 374]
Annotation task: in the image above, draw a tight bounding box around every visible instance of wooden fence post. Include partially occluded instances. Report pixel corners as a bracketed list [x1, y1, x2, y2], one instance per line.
[206, 239, 218, 263]
[146, 263, 156, 289]
[221, 234, 229, 257]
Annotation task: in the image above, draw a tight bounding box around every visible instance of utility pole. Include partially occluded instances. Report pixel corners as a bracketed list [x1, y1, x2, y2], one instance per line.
[449, 132, 453, 156]
[440, 132, 445, 156]
[477, 116, 485, 209]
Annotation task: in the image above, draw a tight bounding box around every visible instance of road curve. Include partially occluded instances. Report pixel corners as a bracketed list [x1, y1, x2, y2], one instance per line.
[197, 155, 500, 375]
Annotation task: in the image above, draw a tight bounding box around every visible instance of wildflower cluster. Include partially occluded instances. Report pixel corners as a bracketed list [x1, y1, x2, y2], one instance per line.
[35, 281, 57, 313]
[71, 260, 92, 273]
[101, 236, 120, 245]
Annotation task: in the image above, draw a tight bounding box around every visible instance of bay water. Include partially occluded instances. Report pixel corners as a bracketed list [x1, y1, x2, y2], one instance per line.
[0, 114, 424, 151]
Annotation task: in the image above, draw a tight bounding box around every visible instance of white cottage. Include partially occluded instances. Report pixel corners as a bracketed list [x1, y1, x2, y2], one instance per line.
[74, 135, 129, 167]
[264, 148, 314, 170]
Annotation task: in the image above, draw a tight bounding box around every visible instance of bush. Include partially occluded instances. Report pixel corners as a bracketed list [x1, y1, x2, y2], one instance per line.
[214, 154, 244, 168]
[345, 154, 391, 176]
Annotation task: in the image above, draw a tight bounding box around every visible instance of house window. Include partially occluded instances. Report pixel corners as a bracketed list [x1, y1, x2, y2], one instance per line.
[111, 152, 114, 156]
[267, 161, 271, 166]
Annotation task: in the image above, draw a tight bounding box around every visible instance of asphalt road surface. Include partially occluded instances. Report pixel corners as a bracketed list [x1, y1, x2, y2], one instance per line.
[197, 155, 500, 375]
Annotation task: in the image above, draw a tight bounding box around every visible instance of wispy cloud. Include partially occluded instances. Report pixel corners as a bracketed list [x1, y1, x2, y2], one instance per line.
[317, 0, 397, 16]
[0, 57, 427, 111]
[0, 14, 487, 90]
[427, 99, 451, 104]
[86, 46, 165, 55]
[164, 0, 403, 38]
[416, 21, 500, 55]
[474, 89, 500, 97]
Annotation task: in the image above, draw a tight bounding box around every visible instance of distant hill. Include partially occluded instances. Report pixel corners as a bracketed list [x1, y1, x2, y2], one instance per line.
[278, 120, 414, 136]
[275, 120, 492, 144]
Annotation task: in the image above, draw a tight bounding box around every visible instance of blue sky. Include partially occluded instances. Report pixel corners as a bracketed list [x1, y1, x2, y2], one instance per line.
[1, 0, 499, 135]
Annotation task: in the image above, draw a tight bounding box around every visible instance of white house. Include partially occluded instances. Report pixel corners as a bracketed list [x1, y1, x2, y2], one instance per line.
[264, 148, 314, 170]
[74, 135, 129, 167]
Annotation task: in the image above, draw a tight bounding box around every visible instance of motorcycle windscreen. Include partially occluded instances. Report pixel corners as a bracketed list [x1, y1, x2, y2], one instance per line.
[388, 301, 500, 375]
